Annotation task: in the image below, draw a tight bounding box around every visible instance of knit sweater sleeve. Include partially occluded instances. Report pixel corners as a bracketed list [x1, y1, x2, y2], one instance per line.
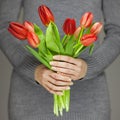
[83, 0, 120, 80]
[0, 0, 41, 82]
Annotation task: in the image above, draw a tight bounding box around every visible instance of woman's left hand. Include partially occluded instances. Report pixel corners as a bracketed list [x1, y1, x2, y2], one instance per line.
[50, 55, 88, 80]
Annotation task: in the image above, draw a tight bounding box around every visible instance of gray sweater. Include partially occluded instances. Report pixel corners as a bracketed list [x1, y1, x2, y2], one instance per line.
[0, 0, 120, 120]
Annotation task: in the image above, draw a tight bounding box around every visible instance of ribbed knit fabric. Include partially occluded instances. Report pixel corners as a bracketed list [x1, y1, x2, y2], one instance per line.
[0, 0, 120, 120]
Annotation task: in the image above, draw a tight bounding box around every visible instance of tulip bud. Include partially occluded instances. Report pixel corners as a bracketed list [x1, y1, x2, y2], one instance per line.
[74, 26, 82, 38]
[27, 32, 40, 48]
[63, 18, 76, 35]
[38, 5, 54, 26]
[8, 22, 28, 40]
[90, 22, 103, 35]
[80, 12, 93, 28]
[81, 34, 97, 46]
[24, 21, 34, 32]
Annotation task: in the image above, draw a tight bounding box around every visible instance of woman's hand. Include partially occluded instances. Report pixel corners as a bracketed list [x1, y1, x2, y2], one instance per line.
[34, 64, 73, 95]
[50, 55, 88, 80]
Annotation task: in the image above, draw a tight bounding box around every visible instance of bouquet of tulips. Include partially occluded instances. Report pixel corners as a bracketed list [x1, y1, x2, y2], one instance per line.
[8, 5, 103, 116]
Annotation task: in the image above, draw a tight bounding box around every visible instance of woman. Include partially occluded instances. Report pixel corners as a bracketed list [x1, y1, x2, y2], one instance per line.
[0, 0, 120, 120]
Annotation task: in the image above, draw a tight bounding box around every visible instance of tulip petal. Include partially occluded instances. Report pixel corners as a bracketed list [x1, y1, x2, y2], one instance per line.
[27, 32, 40, 48]
[38, 5, 54, 26]
[10, 22, 27, 36]
[8, 27, 26, 40]
[63, 18, 76, 35]
[24, 21, 34, 32]
[80, 12, 93, 28]
[90, 22, 103, 35]
[81, 34, 97, 46]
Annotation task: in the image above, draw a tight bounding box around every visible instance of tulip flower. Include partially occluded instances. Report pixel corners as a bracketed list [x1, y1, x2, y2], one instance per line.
[38, 5, 54, 26]
[24, 21, 34, 32]
[81, 34, 97, 46]
[63, 18, 76, 35]
[8, 22, 28, 40]
[80, 12, 93, 28]
[74, 26, 82, 38]
[27, 32, 40, 48]
[90, 22, 103, 35]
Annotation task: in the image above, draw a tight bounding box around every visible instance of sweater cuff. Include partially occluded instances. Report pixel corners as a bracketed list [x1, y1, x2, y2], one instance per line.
[15, 54, 41, 83]
[81, 56, 101, 81]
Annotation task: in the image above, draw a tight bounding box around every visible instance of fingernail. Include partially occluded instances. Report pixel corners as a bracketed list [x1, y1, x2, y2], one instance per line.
[70, 82, 74, 85]
[68, 78, 71, 81]
[53, 55, 59, 59]
[66, 86, 70, 90]
[50, 61, 54, 65]
[51, 67, 55, 70]
[53, 56, 57, 59]
[59, 92, 63, 96]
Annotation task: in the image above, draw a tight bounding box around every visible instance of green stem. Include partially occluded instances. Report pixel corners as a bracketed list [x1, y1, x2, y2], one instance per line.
[62, 35, 67, 44]
[74, 45, 84, 57]
[59, 95, 65, 109]
[73, 43, 80, 49]
[58, 96, 63, 116]
[62, 90, 66, 109]
[54, 94, 59, 116]
[65, 90, 70, 112]
[78, 27, 84, 44]
[63, 35, 71, 47]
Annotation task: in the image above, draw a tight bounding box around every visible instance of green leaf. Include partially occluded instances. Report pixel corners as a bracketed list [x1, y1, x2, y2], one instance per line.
[26, 45, 51, 69]
[84, 23, 94, 34]
[89, 44, 94, 55]
[73, 45, 87, 57]
[64, 36, 75, 56]
[34, 24, 45, 41]
[61, 35, 67, 45]
[38, 38, 47, 53]
[46, 22, 60, 53]
[51, 22, 64, 54]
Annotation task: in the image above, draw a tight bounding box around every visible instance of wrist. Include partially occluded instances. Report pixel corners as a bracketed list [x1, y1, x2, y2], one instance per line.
[81, 59, 88, 79]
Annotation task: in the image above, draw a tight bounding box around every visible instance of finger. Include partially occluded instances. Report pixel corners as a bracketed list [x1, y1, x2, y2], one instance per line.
[58, 73, 74, 79]
[45, 81, 70, 91]
[50, 61, 80, 72]
[49, 77, 73, 86]
[50, 73, 73, 85]
[50, 79, 73, 86]
[50, 72, 72, 82]
[43, 84, 63, 95]
[53, 55, 81, 66]
[51, 66, 77, 76]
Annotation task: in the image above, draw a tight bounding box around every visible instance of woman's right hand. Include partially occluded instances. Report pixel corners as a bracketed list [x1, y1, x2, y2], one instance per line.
[34, 65, 73, 95]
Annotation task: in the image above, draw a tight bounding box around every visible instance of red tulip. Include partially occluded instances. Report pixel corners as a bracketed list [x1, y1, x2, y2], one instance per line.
[90, 22, 103, 35]
[63, 18, 76, 35]
[74, 26, 82, 38]
[80, 12, 93, 28]
[81, 34, 97, 46]
[27, 32, 40, 48]
[38, 5, 54, 26]
[8, 22, 28, 40]
[24, 21, 34, 32]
